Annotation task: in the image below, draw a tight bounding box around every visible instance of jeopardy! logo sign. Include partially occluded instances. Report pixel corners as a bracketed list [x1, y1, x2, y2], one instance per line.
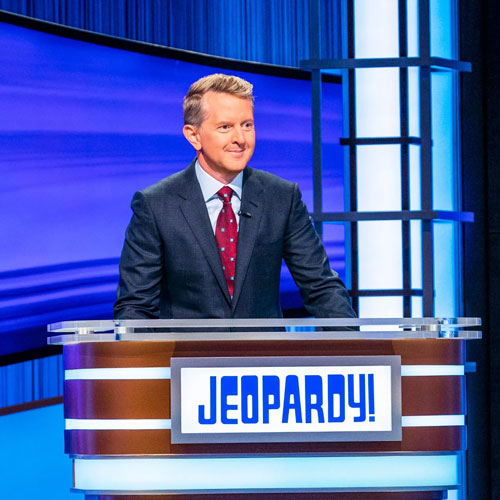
[170, 356, 401, 443]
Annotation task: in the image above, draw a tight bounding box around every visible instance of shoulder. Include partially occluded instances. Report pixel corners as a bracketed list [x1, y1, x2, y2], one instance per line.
[243, 167, 303, 217]
[245, 166, 297, 192]
[137, 161, 196, 201]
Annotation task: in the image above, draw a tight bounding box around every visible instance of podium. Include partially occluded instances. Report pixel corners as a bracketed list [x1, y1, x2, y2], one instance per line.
[48, 318, 481, 499]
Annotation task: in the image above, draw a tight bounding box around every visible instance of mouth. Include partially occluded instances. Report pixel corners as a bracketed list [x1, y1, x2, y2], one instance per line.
[227, 150, 245, 157]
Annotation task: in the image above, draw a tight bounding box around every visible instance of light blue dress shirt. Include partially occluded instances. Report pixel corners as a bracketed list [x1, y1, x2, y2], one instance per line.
[195, 160, 243, 233]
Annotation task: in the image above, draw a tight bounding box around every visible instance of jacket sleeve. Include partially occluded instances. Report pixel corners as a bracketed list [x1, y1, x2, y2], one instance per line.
[113, 191, 164, 319]
[282, 183, 356, 320]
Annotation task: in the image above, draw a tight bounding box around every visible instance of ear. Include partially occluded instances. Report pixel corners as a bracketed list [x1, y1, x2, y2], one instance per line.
[183, 124, 202, 151]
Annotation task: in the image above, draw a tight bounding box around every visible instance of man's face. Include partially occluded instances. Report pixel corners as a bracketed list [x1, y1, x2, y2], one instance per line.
[183, 91, 255, 184]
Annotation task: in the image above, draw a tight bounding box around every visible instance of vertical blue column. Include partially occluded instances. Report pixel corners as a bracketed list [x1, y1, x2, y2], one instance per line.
[353, 0, 404, 319]
[429, 0, 461, 317]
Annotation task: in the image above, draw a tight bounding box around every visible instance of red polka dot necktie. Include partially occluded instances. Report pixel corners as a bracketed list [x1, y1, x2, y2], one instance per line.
[216, 186, 238, 298]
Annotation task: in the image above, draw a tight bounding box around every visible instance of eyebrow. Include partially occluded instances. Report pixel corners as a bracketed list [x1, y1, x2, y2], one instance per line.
[214, 119, 253, 125]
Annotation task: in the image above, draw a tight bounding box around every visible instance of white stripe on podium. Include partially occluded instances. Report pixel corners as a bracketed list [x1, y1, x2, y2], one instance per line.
[64, 367, 171, 380]
[65, 418, 172, 430]
[401, 365, 464, 376]
[402, 414, 465, 427]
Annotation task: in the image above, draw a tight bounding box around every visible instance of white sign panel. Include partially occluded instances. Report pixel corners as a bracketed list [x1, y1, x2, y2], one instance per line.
[171, 356, 401, 443]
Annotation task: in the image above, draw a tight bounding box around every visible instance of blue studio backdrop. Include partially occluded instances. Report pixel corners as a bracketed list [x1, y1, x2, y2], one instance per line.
[0, 15, 345, 357]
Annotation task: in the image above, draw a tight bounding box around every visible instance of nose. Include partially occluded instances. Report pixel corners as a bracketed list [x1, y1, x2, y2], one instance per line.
[231, 126, 245, 145]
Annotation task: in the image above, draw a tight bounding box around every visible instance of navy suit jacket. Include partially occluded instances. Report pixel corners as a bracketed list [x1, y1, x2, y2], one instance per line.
[114, 160, 355, 319]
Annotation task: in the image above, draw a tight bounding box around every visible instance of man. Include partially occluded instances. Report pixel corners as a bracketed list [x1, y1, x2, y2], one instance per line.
[114, 73, 355, 320]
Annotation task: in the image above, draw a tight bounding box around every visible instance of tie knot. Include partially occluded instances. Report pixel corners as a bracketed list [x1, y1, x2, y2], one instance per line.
[217, 186, 233, 203]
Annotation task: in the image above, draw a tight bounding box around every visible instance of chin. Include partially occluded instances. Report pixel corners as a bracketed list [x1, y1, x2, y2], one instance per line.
[226, 162, 247, 172]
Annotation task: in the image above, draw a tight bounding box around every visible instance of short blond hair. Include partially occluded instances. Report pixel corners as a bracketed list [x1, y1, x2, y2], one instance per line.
[183, 73, 254, 127]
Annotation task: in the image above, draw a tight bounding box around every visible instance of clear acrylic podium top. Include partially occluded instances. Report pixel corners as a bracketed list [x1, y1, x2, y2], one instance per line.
[47, 317, 482, 345]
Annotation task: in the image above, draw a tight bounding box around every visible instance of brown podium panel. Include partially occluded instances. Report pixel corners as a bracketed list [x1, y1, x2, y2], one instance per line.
[63, 338, 464, 369]
[65, 426, 463, 455]
[64, 379, 171, 419]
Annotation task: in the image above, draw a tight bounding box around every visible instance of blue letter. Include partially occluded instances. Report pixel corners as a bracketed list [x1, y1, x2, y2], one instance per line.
[282, 375, 303, 423]
[198, 376, 217, 424]
[262, 375, 280, 423]
[305, 375, 325, 423]
[221, 376, 238, 424]
[348, 374, 366, 422]
[327, 374, 345, 422]
[241, 375, 259, 424]
[368, 373, 375, 422]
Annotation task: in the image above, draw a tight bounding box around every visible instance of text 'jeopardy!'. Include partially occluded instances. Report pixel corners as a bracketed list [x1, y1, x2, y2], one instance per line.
[171, 356, 401, 442]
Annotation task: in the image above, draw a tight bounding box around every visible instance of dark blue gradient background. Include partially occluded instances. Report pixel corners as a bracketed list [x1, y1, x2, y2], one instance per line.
[0, 21, 345, 355]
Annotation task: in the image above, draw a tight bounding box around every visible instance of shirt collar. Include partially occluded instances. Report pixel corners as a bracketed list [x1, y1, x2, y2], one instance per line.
[195, 159, 243, 202]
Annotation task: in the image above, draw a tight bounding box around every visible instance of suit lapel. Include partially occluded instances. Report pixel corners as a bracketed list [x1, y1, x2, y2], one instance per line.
[178, 162, 231, 305]
[232, 168, 264, 311]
